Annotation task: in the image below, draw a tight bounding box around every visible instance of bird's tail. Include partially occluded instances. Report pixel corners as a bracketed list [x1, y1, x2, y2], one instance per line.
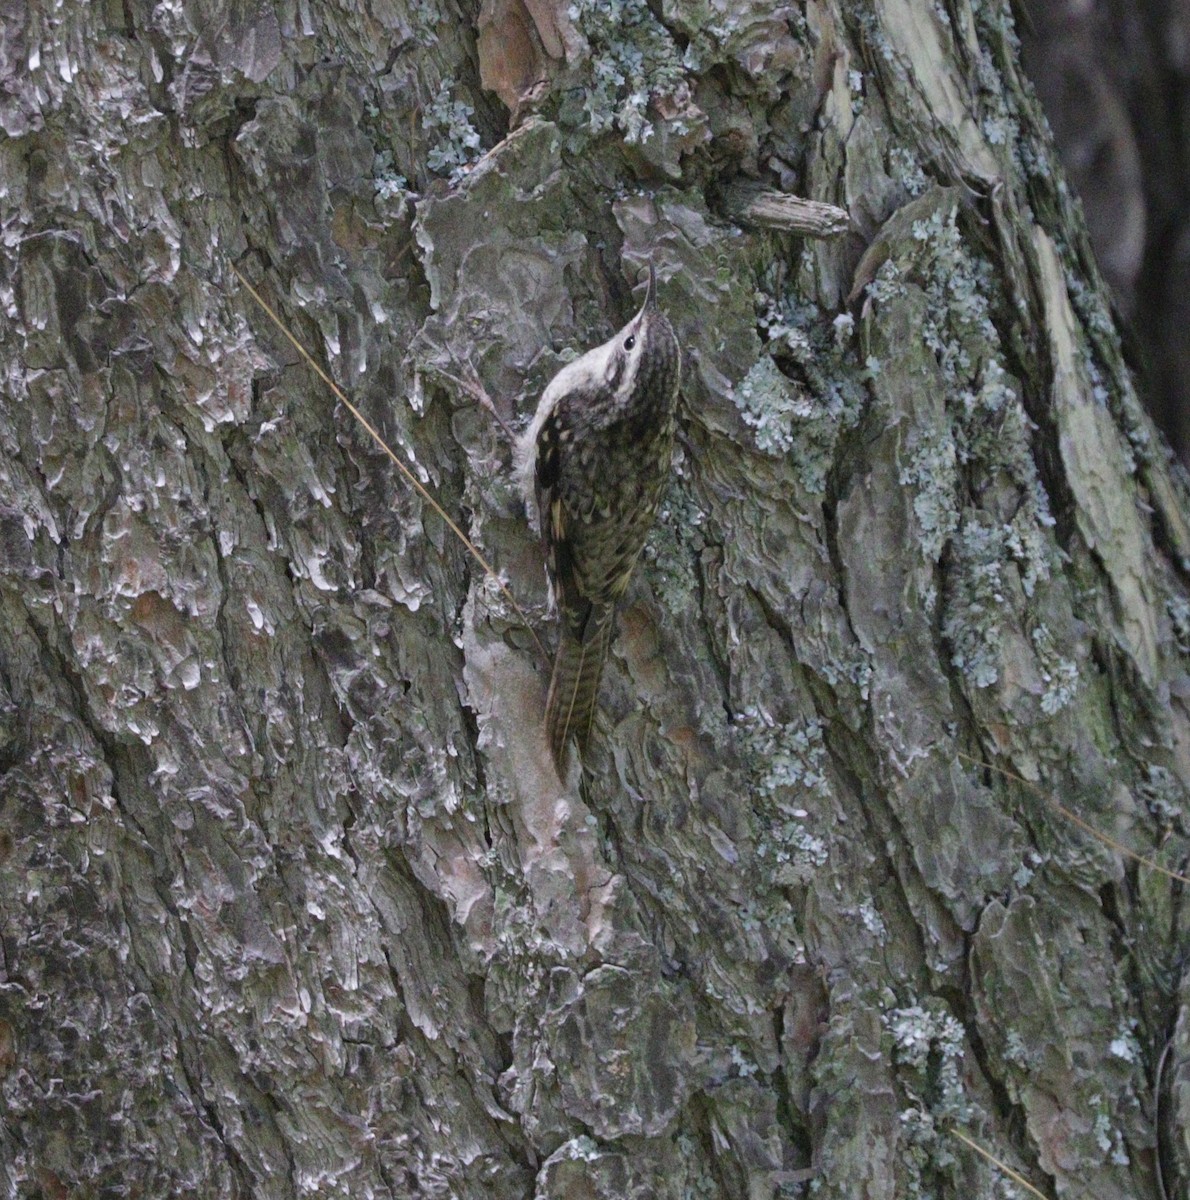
[545, 615, 614, 774]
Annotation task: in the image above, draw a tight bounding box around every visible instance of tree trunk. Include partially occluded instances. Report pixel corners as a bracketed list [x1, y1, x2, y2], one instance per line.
[3, 1, 1190, 1197]
[1020, 0, 1190, 464]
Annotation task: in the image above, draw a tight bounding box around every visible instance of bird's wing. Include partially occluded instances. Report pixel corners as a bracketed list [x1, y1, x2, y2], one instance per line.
[533, 395, 594, 640]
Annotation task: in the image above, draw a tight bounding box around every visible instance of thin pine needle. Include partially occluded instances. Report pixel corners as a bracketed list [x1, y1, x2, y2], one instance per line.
[228, 262, 546, 660]
[1155, 1038, 1172, 1200]
[949, 1127, 1051, 1200]
[562, 638, 587, 756]
[957, 751, 1190, 886]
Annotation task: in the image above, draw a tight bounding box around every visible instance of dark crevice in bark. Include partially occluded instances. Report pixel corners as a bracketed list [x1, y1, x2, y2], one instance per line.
[585, 740, 637, 879]
[0, 646, 25, 777]
[448, 0, 503, 143]
[1108, 868, 1173, 1020]
[690, 528, 735, 729]
[685, 1092, 737, 1198]
[1008, 378, 1079, 562]
[1143, 465, 1190, 582]
[821, 383, 883, 632]
[1105, 871, 1180, 1084]
[171, 1022, 257, 1198]
[1154, 996, 1186, 1200]
[204, 463, 242, 710]
[366, 852, 529, 1162]
[1093, 634, 1173, 802]
[462, 700, 494, 855]
[76, 441, 125, 556]
[932, 547, 977, 748]
[770, 1001, 815, 1172]
[948, 963, 1029, 1130]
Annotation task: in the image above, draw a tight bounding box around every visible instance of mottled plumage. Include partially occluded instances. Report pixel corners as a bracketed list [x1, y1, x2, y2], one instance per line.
[519, 264, 681, 773]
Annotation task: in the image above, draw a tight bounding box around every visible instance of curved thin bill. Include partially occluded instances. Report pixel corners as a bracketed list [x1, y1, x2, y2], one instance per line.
[635, 260, 657, 315]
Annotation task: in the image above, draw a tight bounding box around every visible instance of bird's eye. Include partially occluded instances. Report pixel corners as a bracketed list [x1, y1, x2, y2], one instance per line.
[624, 335, 636, 351]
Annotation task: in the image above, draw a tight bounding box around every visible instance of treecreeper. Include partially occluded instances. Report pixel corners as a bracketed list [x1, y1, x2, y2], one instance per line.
[519, 262, 682, 775]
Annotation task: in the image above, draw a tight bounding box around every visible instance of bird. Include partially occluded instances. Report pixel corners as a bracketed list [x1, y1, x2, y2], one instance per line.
[518, 261, 681, 775]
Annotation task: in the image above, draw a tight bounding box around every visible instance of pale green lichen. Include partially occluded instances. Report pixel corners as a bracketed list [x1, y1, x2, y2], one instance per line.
[1108, 1022, 1141, 1063]
[737, 291, 866, 494]
[886, 1002, 971, 1122]
[857, 899, 886, 937]
[1166, 596, 1190, 655]
[1065, 270, 1117, 341]
[971, 0, 1022, 49]
[734, 354, 812, 457]
[728, 1044, 760, 1078]
[899, 428, 959, 563]
[969, 0, 1040, 198]
[887, 1000, 975, 1196]
[847, 4, 896, 68]
[1138, 765, 1186, 823]
[868, 256, 905, 305]
[646, 465, 707, 618]
[372, 148, 408, 199]
[942, 518, 1006, 688]
[747, 713, 831, 798]
[888, 146, 929, 197]
[811, 647, 873, 701]
[740, 713, 832, 877]
[423, 80, 482, 183]
[676, 1132, 722, 1199]
[1004, 1029, 1032, 1068]
[1031, 624, 1078, 714]
[912, 208, 999, 393]
[901, 205, 1064, 689]
[1091, 1097, 1130, 1166]
[1004, 479, 1056, 598]
[1012, 849, 1042, 888]
[568, 0, 686, 143]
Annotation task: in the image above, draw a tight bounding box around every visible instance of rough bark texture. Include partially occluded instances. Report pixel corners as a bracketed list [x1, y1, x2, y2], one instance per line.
[3, 1, 1190, 1198]
[1021, 0, 1190, 463]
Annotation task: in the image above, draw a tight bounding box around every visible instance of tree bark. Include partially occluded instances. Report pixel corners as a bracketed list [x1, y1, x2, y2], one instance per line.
[1021, 0, 1190, 464]
[3, 1, 1190, 1197]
